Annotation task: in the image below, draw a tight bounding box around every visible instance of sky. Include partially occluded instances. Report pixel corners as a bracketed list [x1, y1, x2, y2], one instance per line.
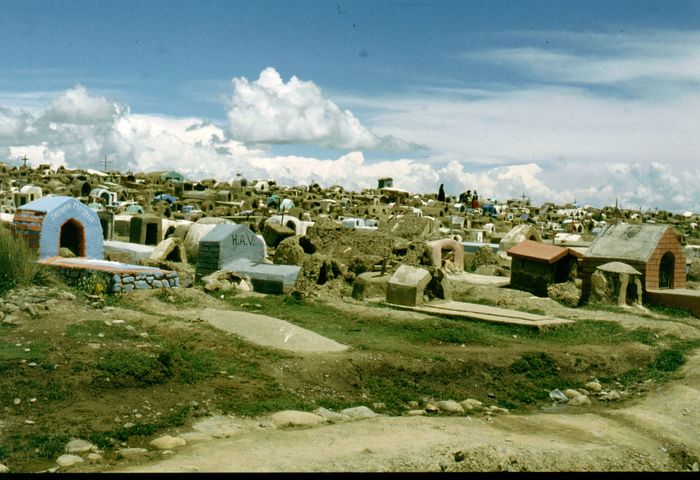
[0, 0, 699, 212]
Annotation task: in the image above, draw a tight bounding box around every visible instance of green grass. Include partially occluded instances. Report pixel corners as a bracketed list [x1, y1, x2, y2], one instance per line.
[615, 339, 700, 386]
[219, 293, 663, 352]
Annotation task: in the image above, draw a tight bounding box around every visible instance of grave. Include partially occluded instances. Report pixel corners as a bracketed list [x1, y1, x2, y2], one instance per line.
[129, 214, 163, 246]
[11, 195, 103, 259]
[196, 224, 300, 293]
[97, 210, 114, 241]
[386, 265, 432, 307]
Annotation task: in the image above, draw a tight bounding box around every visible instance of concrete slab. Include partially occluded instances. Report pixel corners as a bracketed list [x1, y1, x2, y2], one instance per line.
[197, 308, 349, 353]
[388, 299, 574, 330]
[447, 272, 510, 287]
[104, 240, 155, 261]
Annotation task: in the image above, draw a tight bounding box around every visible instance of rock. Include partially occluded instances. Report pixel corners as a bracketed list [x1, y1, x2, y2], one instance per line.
[406, 410, 427, 416]
[407, 401, 420, 409]
[149, 435, 187, 450]
[269, 410, 325, 427]
[424, 402, 439, 412]
[371, 402, 387, 412]
[601, 390, 621, 401]
[436, 400, 465, 414]
[117, 448, 149, 458]
[87, 453, 103, 462]
[585, 381, 602, 393]
[13, 398, 20, 405]
[313, 407, 349, 422]
[568, 395, 591, 406]
[339, 406, 377, 419]
[56, 454, 84, 468]
[459, 399, 483, 411]
[547, 281, 581, 307]
[563, 389, 581, 400]
[65, 438, 96, 454]
[0, 463, 9, 473]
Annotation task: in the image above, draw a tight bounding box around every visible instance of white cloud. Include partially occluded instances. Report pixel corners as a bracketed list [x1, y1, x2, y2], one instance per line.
[227, 67, 419, 151]
[1, 57, 700, 213]
[45, 84, 123, 124]
[464, 31, 700, 88]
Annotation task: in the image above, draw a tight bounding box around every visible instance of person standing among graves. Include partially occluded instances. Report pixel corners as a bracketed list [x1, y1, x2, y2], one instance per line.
[437, 184, 446, 202]
[471, 191, 479, 209]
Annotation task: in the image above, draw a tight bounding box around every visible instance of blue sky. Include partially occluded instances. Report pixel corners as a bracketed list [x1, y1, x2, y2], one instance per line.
[1, 0, 699, 211]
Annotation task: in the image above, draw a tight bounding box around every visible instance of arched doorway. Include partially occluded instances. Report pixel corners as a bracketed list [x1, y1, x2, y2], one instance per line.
[60, 218, 86, 257]
[659, 252, 675, 289]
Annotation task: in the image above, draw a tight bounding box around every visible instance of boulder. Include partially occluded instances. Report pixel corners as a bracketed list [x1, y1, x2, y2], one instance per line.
[56, 454, 84, 468]
[65, 438, 96, 454]
[270, 410, 325, 427]
[459, 399, 483, 411]
[568, 395, 591, 407]
[339, 406, 377, 419]
[436, 400, 465, 414]
[584, 381, 602, 393]
[547, 282, 581, 307]
[149, 435, 187, 450]
[406, 410, 427, 416]
[563, 389, 581, 400]
[0, 463, 9, 473]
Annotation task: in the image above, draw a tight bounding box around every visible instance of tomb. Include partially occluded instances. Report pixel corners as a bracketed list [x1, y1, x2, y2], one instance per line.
[196, 224, 300, 293]
[507, 240, 583, 297]
[580, 223, 686, 302]
[129, 214, 163, 246]
[11, 195, 103, 259]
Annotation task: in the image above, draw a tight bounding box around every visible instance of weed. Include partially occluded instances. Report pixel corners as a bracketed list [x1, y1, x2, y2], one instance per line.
[96, 350, 172, 386]
[0, 226, 41, 294]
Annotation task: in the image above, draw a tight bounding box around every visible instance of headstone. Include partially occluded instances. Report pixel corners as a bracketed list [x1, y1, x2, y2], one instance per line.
[386, 265, 432, 306]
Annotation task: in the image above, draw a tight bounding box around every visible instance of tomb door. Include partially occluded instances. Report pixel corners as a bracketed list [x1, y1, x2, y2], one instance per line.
[59, 218, 86, 257]
[659, 252, 674, 289]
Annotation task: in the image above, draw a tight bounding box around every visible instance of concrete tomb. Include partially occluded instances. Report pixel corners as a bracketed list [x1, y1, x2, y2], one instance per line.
[386, 265, 432, 307]
[11, 195, 103, 259]
[129, 214, 163, 246]
[196, 224, 300, 293]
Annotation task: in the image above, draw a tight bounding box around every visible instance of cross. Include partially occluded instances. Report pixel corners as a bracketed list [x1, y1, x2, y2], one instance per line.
[102, 155, 111, 172]
[521, 193, 527, 203]
[21, 154, 28, 168]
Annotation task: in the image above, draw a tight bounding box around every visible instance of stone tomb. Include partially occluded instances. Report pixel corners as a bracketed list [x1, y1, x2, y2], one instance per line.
[129, 214, 163, 246]
[11, 195, 103, 259]
[386, 265, 432, 307]
[196, 224, 300, 293]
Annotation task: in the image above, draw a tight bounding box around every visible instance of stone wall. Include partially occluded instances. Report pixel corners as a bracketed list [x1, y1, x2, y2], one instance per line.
[54, 267, 180, 293]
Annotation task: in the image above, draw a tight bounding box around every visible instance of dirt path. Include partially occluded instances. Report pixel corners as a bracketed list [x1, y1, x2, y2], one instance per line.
[112, 351, 700, 472]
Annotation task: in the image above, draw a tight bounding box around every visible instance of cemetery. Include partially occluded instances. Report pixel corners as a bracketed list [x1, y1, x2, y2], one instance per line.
[0, 162, 699, 473]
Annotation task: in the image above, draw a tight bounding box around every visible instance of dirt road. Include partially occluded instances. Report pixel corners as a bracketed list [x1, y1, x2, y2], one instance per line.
[112, 352, 700, 472]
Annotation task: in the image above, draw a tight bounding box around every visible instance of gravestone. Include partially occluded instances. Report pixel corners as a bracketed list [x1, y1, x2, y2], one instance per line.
[386, 265, 432, 306]
[195, 224, 299, 293]
[97, 210, 114, 241]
